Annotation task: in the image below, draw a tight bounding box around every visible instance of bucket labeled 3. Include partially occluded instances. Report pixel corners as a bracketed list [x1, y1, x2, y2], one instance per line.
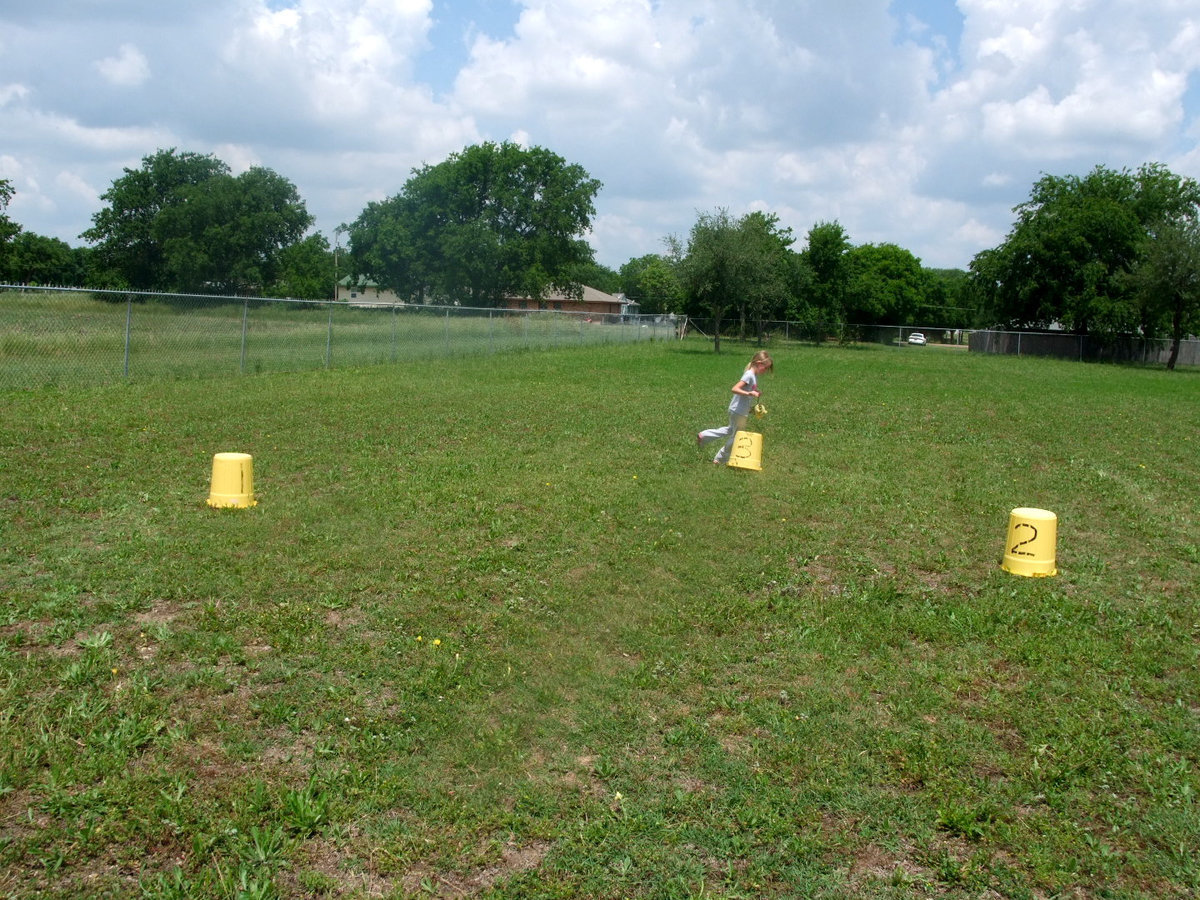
[726, 430, 763, 472]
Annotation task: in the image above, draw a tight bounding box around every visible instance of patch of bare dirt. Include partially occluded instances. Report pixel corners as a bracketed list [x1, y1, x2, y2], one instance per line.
[847, 842, 932, 889]
[133, 600, 188, 628]
[400, 839, 551, 898]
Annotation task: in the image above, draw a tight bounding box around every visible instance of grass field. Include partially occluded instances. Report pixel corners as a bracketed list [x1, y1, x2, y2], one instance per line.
[1, 340, 1197, 898]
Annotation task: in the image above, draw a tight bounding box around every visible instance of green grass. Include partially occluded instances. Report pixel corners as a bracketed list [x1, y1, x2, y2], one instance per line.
[1, 341, 1197, 898]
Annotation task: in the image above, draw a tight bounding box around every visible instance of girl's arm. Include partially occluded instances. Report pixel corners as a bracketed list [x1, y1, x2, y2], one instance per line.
[732, 379, 760, 398]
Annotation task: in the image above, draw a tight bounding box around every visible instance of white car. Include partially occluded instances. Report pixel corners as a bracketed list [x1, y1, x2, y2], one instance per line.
[907, 332, 927, 345]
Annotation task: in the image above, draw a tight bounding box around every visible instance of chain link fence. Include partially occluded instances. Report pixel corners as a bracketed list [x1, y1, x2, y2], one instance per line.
[968, 329, 1199, 366]
[683, 318, 971, 347]
[683, 317, 1197, 364]
[0, 285, 677, 390]
[7, 288, 1192, 390]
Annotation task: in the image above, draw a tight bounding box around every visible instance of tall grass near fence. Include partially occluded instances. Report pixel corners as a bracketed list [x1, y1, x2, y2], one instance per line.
[0, 287, 668, 389]
[1, 342, 1197, 898]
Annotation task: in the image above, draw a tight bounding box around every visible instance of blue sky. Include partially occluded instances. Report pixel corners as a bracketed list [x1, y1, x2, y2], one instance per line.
[3, 0, 1199, 272]
[425, 0, 523, 94]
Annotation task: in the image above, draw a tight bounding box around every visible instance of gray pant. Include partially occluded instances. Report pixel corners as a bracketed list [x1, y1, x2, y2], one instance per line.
[699, 412, 748, 463]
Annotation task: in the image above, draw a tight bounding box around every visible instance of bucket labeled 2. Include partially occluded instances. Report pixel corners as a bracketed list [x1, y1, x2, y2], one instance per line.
[1001, 507, 1057, 576]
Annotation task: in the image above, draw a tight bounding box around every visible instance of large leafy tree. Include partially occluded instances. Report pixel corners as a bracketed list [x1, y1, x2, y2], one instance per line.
[843, 243, 928, 325]
[783, 252, 818, 324]
[83, 149, 229, 289]
[347, 142, 601, 306]
[737, 211, 795, 336]
[678, 209, 794, 350]
[1127, 215, 1200, 370]
[800, 220, 851, 323]
[678, 209, 741, 350]
[681, 211, 734, 352]
[153, 166, 313, 294]
[346, 195, 427, 301]
[971, 163, 1200, 335]
[83, 149, 312, 294]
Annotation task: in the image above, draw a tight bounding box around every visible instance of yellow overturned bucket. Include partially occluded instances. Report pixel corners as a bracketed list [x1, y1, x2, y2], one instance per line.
[1001, 507, 1057, 576]
[207, 452, 256, 508]
[726, 430, 763, 472]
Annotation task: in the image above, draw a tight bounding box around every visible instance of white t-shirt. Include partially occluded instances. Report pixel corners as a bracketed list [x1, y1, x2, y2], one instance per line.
[728, 368, 757, 416]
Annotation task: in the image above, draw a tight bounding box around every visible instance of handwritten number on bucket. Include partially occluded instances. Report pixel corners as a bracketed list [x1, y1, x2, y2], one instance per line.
[1010, 523, 1038, 557]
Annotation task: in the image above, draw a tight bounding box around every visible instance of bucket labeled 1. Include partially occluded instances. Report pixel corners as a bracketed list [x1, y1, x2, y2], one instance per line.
[726, 430, 763, 472]
[1001, 507, 1057, 576]
[207, 452, 256, 508]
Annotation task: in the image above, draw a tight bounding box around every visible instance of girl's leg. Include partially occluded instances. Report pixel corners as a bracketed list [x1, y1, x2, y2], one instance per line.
[698, 423, 731, 445]
[714, 413, 748, 463]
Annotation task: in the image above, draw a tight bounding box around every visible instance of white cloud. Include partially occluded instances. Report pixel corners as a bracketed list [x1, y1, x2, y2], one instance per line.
[2, 0, 1199, 271]
[0, 83, 30, 105]
[0, 153, 28, 181]
[54, 170, 99, 204]
[222, 0, 437, 121]
[95, 43, 150, 87]
[213, 144, 262, 174]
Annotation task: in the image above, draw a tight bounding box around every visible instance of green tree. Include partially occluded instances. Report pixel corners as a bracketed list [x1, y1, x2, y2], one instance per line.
[621, 254, 684, 315]
[783, 253, 818, 327]
[971, 163, 1200, 335]
[346, 197, 426, 301]
[1127, 216, 1200, 370]
[619, 254, 652, 298]
[348, 142, 601, 306]
[679, 209, 741, 351]
[564, 260, 621, 295]
[801, 220, 851, 323]
[0, 179, 21, 276]
[737, 211, 795, 337]
[152, 166, 313, 294]
[2, 232, 86, 285]
[270, 232, 334, 299]
[923, 268, 976, 328]
[678, 209, 793, 350]
[843, 243, 928, 325]
[83, 149, 230, 290]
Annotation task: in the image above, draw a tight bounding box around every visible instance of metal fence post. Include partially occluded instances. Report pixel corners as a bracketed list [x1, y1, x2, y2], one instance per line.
[391, 304, 398, 362]
[123, 293, 132, 378]
[240, 299, 249, 375]
[325, 303, 333, 369]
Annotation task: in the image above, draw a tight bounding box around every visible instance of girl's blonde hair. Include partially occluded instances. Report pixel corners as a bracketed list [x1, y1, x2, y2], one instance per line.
[750, 350, 774, 373]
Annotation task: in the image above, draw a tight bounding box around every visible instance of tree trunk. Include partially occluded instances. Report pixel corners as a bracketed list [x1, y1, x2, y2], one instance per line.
[1168, 301, 1183, 371]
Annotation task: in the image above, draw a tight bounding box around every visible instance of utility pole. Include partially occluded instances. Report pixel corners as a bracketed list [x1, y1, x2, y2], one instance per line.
[333, 225, 347, 301]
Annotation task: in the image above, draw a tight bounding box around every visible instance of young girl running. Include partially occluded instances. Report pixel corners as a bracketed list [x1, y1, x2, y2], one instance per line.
[697, 351, 773, 464]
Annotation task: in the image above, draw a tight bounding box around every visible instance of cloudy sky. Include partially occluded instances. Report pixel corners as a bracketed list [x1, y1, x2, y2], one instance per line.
[2, 0, 1199, 272]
